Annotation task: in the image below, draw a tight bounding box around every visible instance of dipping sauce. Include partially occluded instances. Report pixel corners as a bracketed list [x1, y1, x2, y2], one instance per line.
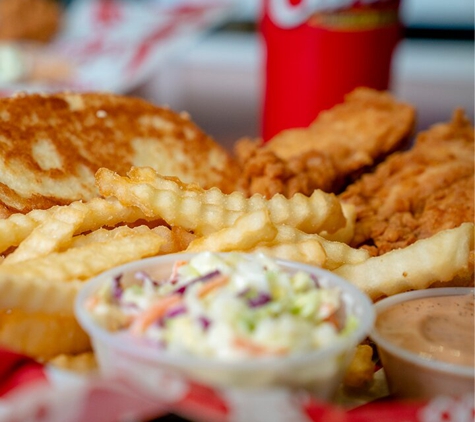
[375, 293, 474, 367]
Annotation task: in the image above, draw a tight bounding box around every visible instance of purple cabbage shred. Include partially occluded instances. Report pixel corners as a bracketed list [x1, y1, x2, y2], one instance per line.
[135, 270, 159, 286]
[247, 292, 272, 308]
[165, 304, 188, 319]
[155, 305, 188, 328]
[173, 270, 221, 295]
[197, 316, 211, 331]
[112, 274, 123, 300]
[311, 274, 320, 288]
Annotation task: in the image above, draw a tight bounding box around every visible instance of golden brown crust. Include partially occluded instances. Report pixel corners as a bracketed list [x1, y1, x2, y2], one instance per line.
[0, 92, 240, 213]
[235, 88, 416, 197]
[0, 308, 91, 361]
[340, 109, 474, 257]
[0, 201, 14, 219]
[235, 147, 338, 198]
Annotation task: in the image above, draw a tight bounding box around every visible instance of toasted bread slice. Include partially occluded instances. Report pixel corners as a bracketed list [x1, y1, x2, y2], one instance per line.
[0, 92, 239, 215]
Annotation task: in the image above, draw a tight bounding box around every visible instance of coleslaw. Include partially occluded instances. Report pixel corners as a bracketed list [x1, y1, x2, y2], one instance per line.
[86, 252, 358, 360]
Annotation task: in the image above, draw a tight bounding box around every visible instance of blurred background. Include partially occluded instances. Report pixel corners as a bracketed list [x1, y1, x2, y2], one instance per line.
[0, 0, 473, 150]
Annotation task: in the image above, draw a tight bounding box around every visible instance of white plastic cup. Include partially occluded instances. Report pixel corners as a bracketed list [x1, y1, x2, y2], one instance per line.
[370, 287, 474, 400]
[75, 252, 375, 401]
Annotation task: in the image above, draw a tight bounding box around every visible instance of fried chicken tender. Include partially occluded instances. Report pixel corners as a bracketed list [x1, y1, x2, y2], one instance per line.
[235, 88, 416, 198]
[235, 138, 337, 197]
[340, 109, 474, 258]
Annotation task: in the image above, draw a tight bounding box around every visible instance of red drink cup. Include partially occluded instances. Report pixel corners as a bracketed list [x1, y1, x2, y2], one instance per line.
[261, 0, 402, 141]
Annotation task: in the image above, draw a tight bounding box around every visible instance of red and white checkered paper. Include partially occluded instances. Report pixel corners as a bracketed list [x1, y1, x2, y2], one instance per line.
[0, 0, 237, 96]
[1, 349, 474, 422]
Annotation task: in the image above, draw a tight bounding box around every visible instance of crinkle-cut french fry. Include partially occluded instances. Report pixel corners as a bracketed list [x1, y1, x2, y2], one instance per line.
[0, 308, 91, 361]
[69, 227, 129, 248]
[251, 239, 327, 267]
[319, 238, 370, 271]
[0, 229, 164, 281]
[152, 225, 197, 254]
[334, 223, 474, 301]
[70, 197, 150, 233]
[0, 272, 82, 314]
[96, 167, 346, 236]
[343, 344, 375, 389]
[319, 202, 356, 244]
[3, 206, 87, 265]
[72, 224, 196, 255]
[0, 197, 150, 255]
[69, 225, 154, 249]
[0, 208, 56, 254]
[268, 225, 369, 270]
[186, 209, 278, 253]
[48, 352, 97, 373]
[128, 167, 205, 195]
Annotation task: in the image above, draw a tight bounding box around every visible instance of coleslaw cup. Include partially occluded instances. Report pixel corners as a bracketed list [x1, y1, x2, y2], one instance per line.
[75, 253, 374, 401]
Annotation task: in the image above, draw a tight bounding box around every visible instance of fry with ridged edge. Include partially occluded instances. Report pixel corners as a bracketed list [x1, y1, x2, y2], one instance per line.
[48, 352, 97, 373]
[186, 209, 278, 253]
[69, 224, 196, 256]
[0, 272, 82, 314]
[319, 202, 356, 244]
[95, 167, 346, 236]
[68, 225, 143, 249]
[0, 308, 91, 361]
[3, 206, 87, 264]
[343, 344, 375, 390]
[0, 208, 55, 254]
[334, 223, 474, 300]
[252, 239, 327, 267]
[266, 224, 369, 270]
[0, 197, 151, 255]
[0, 228, 165, 281]
[152, 225, 197, 254]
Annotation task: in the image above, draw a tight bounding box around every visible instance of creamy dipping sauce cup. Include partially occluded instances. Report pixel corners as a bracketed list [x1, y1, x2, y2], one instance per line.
[370, 287, 474, 400]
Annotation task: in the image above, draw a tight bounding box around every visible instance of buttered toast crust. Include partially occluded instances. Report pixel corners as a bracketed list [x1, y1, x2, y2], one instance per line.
[0, 92, 239, 215]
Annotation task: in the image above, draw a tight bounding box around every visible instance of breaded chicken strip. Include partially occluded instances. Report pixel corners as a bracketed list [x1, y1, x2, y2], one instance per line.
[235, 87, 416, 197]
[340, 109, 474, 258]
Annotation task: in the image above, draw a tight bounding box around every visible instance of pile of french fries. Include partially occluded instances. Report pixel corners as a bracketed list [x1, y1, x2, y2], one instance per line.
[0, 166, 473, 377]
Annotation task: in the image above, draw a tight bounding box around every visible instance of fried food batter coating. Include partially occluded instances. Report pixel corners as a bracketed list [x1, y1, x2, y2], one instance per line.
[340, 109, 474, 257]
[235, 138, 338, 197]
[235, 87, 416, 198]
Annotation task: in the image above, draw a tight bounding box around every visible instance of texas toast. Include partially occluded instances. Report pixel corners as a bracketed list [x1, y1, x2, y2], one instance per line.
[0, 92, 240, 216]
